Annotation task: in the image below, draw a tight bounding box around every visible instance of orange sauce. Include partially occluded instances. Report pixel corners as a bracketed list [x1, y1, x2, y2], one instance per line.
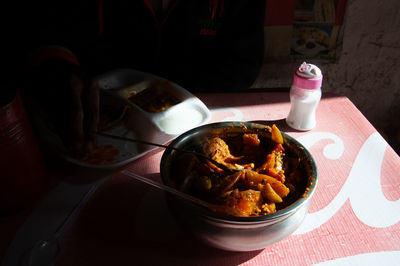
[80, 145, 120, 165]
[128, 84, 182, 113]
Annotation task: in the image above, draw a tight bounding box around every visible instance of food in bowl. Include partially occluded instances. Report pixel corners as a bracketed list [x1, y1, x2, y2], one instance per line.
[79, 144, 120, 165]
[160, 122, 317, 251]
[169, 124, 308, 217]
[125, 80, 182, 113]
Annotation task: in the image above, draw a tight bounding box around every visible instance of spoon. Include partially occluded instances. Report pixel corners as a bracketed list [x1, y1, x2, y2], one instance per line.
[21, 183, 100, 266]
[97, 131, 243, 172]
[120, 170, 244, 216]
[121, 170, 213, 210]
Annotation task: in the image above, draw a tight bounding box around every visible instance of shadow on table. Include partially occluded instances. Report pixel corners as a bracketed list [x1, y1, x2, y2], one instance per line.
[55, 174, 263, 266]
[43, 151, 118, 185]
[249, 118, 306, 134]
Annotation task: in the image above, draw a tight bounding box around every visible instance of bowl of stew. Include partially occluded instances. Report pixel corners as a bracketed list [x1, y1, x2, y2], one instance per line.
[160, 122, 317, 251]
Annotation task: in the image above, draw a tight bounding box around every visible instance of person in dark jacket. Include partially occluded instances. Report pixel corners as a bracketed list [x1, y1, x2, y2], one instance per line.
[23, 0, 266, 157]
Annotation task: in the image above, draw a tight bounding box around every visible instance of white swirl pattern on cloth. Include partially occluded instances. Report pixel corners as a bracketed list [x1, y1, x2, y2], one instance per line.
[295, 132, 400, 234]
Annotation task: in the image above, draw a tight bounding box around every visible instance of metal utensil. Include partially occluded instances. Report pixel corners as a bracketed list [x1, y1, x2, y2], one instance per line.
[121, 170, 212, 209]
[21, 183, 100, 266]
[97, 131, 243, 172]
[120, 170, 243, 216]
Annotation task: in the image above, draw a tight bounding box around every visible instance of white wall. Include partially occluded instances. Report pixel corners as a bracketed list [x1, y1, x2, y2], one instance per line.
[324, 0, 400, 133]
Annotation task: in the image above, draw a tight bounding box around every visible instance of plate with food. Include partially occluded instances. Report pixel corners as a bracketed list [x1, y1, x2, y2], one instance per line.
[36, 69, 211, 169]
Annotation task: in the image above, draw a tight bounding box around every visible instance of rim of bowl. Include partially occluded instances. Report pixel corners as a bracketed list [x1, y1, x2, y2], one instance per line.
[160, 121, 318, 223]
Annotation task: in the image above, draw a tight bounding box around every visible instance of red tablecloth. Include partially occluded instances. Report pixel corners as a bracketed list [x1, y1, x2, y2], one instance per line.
[17, 92, 400, 265]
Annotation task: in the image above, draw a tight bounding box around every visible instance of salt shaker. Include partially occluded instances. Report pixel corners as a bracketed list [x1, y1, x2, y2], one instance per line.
[286, 62, 323, 131]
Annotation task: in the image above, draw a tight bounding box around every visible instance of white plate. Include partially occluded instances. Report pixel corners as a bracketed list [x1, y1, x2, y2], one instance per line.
[35, 69, 211, 169]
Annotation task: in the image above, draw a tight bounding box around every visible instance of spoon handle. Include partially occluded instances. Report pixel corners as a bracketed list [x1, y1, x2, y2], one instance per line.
[22, 183, 100, 266]
[121, 170, 211, 210]
[97, 131, 201, 155]
[53, 183, 100, 238]
[97, 132, 239, 172]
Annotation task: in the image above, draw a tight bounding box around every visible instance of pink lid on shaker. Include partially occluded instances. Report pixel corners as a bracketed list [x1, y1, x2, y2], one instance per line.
[293, 62, 323, 90]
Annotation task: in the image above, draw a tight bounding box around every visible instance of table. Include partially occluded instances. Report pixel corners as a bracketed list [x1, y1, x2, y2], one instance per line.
[2, 92, 400, 266]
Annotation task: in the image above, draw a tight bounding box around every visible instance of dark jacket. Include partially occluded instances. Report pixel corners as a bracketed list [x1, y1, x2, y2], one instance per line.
[27, 0, 266, 92]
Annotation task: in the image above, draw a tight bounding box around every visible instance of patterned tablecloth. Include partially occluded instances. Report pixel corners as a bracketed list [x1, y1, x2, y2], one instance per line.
[4, 92, 400, 266]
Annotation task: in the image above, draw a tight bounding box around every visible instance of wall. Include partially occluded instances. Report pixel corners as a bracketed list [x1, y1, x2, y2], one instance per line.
[253, 0, 400, 152]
